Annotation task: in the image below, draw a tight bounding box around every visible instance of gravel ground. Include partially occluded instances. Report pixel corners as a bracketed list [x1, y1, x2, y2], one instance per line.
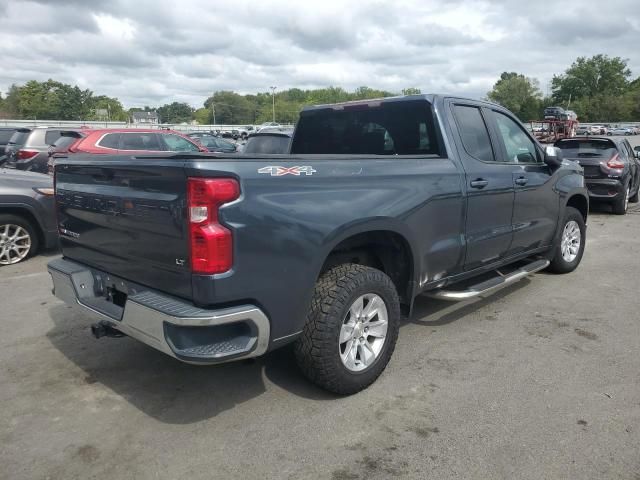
[1, 142, 640, 479]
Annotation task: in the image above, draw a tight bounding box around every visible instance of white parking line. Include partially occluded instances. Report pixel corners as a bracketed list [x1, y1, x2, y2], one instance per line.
[0, 271, 48, 281]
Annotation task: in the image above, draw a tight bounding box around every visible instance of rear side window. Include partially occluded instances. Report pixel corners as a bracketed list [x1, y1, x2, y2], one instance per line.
[119, 133, 162, 151]
[243, 135, 291, 154]
[290, 100, 440, 155]
[44, 130, 63, 145]
[161, 134, 199, 152]
[98, 133, 121, 149]
[452, 105, 495, 162]
[8, 130, 30, 146]
[555, 139, 617, 158]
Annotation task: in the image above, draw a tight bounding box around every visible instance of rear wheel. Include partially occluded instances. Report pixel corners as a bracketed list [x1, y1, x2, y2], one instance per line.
[547, 207, 585, 274]
[612, 184, 630, 215]
[629, 181, 639, 203]
[0, 214, 39, 265]
[294, 264, 400, 395]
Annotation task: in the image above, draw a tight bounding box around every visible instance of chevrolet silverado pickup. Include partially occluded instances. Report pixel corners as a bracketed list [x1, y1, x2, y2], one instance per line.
[48, 95, 588, 394]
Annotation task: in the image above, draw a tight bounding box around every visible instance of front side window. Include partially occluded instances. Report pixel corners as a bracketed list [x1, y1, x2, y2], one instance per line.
[161, 134, 199, 152]
[493, 111, 539, 163]
[452, 105, 495, 163]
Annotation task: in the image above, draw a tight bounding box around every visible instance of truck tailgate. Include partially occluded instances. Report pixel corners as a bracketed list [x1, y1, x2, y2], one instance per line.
[55, 158, 192, 300]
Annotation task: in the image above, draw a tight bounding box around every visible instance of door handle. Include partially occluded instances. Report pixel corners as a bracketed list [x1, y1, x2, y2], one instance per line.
[470, 179, 489, 189]
[515, 176, 528, 186]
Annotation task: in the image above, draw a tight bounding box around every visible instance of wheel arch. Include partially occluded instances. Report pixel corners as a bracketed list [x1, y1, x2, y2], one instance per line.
[316, 220, 419, 312]
[0, 205, 44, 249]
[566, 193, 588, 223]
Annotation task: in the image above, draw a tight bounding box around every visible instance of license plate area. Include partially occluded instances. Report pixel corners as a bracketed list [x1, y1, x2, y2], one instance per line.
[70, 269, 135, 321]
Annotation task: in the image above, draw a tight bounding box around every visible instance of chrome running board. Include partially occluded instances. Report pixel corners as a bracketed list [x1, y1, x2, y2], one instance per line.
[426, 259, 550, 301]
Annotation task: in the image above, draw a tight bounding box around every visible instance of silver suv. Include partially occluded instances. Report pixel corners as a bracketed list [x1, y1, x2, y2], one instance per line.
[4, 127, 79, 174]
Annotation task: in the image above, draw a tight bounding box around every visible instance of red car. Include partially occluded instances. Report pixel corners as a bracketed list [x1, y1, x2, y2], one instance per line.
[64, 128, 207, 155]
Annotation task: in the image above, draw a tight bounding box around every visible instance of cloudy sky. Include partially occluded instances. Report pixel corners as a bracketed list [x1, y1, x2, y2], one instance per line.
[1, 0, 638, 108]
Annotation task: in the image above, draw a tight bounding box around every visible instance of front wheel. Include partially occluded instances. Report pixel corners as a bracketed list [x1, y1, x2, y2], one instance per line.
[547, 207, 586, 274]
[0, 214, 39, 265]
[294, 264, 400, 395]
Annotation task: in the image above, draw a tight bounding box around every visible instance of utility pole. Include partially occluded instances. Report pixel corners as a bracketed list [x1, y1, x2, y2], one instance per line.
[211, 94, 216, 126]
[270, 86, 277, 123]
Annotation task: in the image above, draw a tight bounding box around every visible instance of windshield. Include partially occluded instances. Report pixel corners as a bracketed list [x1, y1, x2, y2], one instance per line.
[555, 139, 617, 157]
[243, 135, 291, 154]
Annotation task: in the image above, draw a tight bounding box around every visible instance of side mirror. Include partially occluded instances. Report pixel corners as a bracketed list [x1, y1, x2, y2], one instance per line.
[544, 146, 563, 168]
[634, 146, 640, 158]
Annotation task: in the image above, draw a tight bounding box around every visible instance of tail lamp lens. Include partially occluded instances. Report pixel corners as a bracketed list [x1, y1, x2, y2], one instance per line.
[16, 149, 38, 160]
[606, 154, 624, 169]
[187, 178, 240, 274]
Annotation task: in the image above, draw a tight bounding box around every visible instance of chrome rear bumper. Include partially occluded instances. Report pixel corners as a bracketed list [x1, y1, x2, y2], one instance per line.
[47, 258, 270, 364]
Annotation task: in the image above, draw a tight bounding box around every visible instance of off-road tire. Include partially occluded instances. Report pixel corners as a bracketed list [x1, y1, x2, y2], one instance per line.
[294, 264, 400, 395]
[547, 207, 586, 274]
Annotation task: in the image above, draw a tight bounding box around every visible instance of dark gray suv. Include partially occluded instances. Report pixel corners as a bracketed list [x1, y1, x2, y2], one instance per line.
[0, 169, 57, 265]
[4, 127, 78, 174]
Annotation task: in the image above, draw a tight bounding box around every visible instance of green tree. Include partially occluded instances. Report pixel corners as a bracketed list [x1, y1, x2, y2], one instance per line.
[551, 54, 631, 103]
[402, 87, 422, 95]
[89, 95, 128, 121]
[204, 91, 254, 124]
[194, 107, 211, 124]
[157, 102, 194, 123]
[487, 72, 542, 121]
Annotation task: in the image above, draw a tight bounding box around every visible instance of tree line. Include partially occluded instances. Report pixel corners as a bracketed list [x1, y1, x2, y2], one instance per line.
[0, 54, 637, 124]
[487, 54, 640, 122]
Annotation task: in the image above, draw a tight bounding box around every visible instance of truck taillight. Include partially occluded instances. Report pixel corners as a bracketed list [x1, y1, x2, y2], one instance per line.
[187, 177, 240, 274]
[606, 154, 624, 169]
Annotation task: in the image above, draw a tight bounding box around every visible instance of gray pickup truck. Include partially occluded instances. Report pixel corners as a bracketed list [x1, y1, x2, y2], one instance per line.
[48, 95, 588, 394]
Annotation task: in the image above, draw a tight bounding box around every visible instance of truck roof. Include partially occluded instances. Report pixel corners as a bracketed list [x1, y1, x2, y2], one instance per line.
[301, 93, 501, 113]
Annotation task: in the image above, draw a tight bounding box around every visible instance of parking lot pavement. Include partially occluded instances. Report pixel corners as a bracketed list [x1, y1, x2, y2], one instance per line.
[1, 208, 640, 480]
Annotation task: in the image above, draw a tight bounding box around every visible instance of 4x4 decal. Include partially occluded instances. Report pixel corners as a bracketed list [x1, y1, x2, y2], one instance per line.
[258, 166, 317, 176]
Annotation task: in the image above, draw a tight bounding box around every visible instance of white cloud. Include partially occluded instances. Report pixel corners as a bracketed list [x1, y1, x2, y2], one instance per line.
[0, 0, 637, 108]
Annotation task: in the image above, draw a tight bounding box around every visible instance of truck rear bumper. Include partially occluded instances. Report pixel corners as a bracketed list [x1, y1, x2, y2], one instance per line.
[47, 258, 270, 364]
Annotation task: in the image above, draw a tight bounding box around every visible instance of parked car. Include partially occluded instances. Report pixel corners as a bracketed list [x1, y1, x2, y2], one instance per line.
[0, 168, 57, 265]
[544, 106, 565, 119]
[256, 122, 281, 132]
[3, 127, 88, 174]
[608, 126, 634, 136]
[193, 135, 237, 153]
[48, 95, 589, 394]
[589, 125, 607, 135]
[575, 125, 590, 136]
[0, 127, 17, 165]
[241, 128, 294, 154]
[554, 137, 639, 214]
[47, 130, 90, 174]
[60, 128, 207, 155]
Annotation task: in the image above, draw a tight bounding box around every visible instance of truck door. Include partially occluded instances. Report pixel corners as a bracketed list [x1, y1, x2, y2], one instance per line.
[447, 102, 517, 271]
[486, 108, 559, 255]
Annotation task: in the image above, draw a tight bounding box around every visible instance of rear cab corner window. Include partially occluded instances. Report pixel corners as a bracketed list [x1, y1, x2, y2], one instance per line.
[289, 99, 442, 156]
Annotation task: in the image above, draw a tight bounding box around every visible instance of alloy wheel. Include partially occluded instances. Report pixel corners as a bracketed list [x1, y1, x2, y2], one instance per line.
[339, 293, 388, 372]
[0, 224, 32, 265]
